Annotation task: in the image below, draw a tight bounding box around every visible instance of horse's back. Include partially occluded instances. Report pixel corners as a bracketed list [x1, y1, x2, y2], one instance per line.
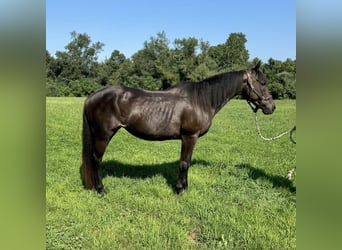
[86, 84, 124, 102]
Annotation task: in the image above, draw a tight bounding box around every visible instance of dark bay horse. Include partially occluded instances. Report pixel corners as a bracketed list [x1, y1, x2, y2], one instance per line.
[81, 61, 275, 194]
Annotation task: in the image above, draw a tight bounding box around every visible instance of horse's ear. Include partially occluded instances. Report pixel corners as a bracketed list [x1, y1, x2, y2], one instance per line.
[253, 61, 261, 71]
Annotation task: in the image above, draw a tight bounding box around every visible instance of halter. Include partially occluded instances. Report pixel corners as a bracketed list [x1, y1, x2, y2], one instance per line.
[245, 70, 297, 144]
[245, 71, 272, 113]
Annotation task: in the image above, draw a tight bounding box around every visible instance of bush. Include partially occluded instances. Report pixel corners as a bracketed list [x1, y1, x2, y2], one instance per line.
[268, 82, 284, 99]
[125, 75, 161, 90]
[46, 80, 63, 97]
[46, 79, 103, 97]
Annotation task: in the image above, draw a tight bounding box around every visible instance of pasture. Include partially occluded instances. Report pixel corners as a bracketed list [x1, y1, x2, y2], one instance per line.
[46, 97, 296, 249]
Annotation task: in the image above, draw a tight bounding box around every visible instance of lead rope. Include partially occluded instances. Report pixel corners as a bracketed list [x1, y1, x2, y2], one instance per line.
[253, 111, 297, 180]
[254, 112, 296, 144]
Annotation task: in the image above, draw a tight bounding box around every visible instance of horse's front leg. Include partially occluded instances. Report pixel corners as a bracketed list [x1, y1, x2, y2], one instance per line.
[176, 135, 198, 194]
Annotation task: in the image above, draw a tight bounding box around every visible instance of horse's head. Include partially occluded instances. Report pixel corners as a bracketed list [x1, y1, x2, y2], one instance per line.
[243, 61, 275, 115]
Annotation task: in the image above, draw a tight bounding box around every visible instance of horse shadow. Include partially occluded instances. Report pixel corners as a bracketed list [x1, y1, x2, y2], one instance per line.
[100, 159, 210, 193]
[82, 160, 295, 193]
[235, 163, 296, 193]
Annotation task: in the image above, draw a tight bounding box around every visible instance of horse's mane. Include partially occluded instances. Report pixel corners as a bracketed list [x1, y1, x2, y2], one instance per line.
[168, 70, 245, 111]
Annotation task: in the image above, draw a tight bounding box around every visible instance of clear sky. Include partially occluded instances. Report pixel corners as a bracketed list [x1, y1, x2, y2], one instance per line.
[46, 0, 296, 63]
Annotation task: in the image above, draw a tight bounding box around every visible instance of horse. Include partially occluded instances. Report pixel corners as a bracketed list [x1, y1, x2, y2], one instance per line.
[81, 61, 275, 195]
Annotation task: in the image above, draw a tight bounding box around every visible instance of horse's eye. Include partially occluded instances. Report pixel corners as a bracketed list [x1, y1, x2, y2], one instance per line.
[258, 79, 266, 85]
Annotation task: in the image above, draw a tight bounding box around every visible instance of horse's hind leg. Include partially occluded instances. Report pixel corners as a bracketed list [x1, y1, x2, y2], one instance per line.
[93, 127, 120, 195]
[92, 138, 107, 194]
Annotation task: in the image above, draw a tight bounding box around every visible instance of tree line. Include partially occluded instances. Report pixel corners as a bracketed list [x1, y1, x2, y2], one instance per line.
[46, 31, 296, 99]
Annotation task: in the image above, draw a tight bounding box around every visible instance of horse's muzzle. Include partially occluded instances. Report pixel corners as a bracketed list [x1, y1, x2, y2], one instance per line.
[262, 103, 276, 114]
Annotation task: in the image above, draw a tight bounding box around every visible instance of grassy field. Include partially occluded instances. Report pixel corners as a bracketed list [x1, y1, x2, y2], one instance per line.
[46, 97, 296, 249]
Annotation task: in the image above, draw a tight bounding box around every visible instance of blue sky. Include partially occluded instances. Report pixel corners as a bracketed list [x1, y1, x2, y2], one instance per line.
[46, 0, 296, 62]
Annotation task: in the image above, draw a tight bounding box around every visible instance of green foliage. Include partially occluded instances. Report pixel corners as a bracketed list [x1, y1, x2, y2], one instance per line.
[97, 50, 129, 86]
[46, 31, 296, 98]
[126, 74, 161, 90]
[263, 58, 296, 99]
[46, 98, 296, 249]
[49, 31, 104, 82]
[46, 79, 64, 97]
[224, 32, 249, 71]
[207, 33, 249, 72]
[46, 78, 101, 97]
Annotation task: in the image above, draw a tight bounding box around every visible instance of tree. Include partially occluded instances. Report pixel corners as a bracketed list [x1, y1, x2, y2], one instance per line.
[46, 30, 295, 98]
[225, 32, 249, 71]
[132, 31, 169, 77]
[131, 31, 177, 90]
[173, 37, 199, 81]
[55, 31, 104, 81]
[208, 44, 226, 71]
[263, 58, 296, 99]
[208, 33, 249, 72]
[46, 50, 58, 79]
[97, 50, 127, 85]
[190, 40, 217, 81]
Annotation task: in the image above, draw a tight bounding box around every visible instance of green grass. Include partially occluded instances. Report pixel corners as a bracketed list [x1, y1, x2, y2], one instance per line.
[46, 97, 296, 249]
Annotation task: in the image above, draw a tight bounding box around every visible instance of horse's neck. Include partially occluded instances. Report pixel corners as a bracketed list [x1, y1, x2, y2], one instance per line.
[212, 78, 243, 114]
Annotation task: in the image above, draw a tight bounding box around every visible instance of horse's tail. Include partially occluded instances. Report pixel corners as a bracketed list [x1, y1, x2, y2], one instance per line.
[81, 108, 96, 189]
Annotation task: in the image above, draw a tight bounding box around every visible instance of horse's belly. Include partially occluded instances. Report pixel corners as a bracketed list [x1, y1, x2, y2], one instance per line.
[124, 125, 181, 141]
[123, 114, 182, 141]
[121, 99, 186, 140]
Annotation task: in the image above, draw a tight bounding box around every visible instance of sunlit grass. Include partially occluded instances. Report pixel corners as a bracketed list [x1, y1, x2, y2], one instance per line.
[46, 97, 296, 249]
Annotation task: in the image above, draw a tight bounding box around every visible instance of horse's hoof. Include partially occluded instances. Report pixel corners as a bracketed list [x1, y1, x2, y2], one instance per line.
[176, 185, 188, 195]
[176, 187, 183, 195]
[96, 187, 106, 196]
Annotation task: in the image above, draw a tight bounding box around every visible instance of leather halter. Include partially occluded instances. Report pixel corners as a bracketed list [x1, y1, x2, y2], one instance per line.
[245, 71, 272, 113]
